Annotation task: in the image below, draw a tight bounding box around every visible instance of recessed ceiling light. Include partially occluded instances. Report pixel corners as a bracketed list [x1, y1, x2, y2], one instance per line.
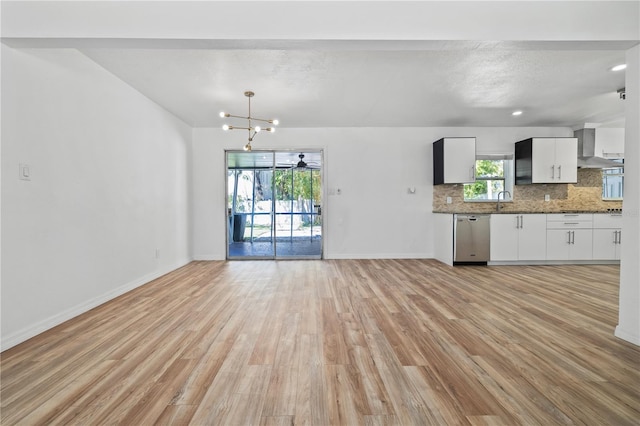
[512, 110, 523, 116]
[611, 64, 627, 71]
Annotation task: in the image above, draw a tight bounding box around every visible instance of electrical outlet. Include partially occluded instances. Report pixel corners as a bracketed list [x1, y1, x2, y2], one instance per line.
[447, 197, 452, 204]
[544, 194, 550, 202]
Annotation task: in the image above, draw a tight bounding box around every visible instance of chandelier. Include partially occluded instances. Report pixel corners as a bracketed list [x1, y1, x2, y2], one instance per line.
[219, 91, 279, 151]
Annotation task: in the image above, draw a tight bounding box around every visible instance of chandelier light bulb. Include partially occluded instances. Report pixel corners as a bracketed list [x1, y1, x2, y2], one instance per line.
[272, 119, 279, 126]
[611, 64, 627, 72]
[220, 91, 277, 149]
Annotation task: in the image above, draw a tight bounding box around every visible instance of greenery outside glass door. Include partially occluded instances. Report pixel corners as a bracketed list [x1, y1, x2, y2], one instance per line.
[226, 150, 322, 259]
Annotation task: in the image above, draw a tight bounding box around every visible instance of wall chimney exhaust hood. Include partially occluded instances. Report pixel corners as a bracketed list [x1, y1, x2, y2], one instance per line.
[574, 128, 624, 169]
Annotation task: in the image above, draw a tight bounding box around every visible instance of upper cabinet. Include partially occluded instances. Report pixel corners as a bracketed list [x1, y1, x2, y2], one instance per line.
[433, 137, 476, 185]
[515, 137, 577, 184]
[594, 128, 625, 158]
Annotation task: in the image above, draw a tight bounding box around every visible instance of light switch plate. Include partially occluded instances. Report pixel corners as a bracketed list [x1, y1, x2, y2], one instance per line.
[19, 164, 31, 181]
[544, 194, 550, 201]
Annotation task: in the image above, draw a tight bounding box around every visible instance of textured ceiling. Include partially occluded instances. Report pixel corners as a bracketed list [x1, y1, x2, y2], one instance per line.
[80, 44, 629, 129]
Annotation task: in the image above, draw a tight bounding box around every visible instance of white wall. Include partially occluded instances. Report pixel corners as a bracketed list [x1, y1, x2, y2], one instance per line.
[192, 126, 572, 260]
[4, 1, 638, 43]
[1, 46, 192, 350]
[616, 44, 640, 346]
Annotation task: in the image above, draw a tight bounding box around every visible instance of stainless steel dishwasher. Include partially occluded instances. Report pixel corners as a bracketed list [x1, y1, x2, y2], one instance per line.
[454, 214, 490, 264]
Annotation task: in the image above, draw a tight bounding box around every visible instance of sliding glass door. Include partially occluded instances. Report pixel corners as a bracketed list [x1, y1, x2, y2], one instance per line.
[226, 150, 322, 259]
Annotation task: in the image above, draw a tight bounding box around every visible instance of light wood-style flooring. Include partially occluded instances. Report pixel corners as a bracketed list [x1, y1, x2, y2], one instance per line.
[1, 260, 639, 425]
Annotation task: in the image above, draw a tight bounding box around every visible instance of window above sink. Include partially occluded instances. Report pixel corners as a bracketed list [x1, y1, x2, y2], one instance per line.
[464, 154, 514, 202]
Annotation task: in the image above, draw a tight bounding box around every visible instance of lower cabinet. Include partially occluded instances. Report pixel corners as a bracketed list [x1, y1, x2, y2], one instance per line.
[593, 229, 622, 260]
[488, 213, 621, 264]
[490, 214, 546, 261]
[546, 229, 593, 260]
[546, 214, 593, 261]
[593, 214, 623, 260]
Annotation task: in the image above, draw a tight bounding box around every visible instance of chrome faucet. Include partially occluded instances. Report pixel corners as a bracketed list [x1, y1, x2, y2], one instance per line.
[497, 190, 511, 211]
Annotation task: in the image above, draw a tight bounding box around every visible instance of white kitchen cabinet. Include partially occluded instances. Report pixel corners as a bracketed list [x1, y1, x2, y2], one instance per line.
[547, 229, 593, 260]
[433, 213, 454, 265]
[515, 137, 578, 184]
[433, 137, 476, 184]
[594, 128, 625, 158]
[593, 229, 622, 260]
[546, 214, 593, 260]
[593, 214, 623, 260]
[490, 214, 546, 261]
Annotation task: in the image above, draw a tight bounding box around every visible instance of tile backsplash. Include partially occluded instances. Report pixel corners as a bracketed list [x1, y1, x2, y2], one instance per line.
[433, 169, 623, 213]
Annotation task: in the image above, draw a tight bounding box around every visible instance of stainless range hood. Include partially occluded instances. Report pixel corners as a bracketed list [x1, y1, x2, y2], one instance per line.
[574, 128, 624, 169]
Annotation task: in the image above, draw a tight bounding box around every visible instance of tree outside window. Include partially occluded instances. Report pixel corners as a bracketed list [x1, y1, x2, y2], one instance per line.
[464, 158, 512, 201]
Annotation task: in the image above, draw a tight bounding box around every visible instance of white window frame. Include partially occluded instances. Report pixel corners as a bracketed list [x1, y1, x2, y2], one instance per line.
[602, 160, 624, 200]
[464, 153, 514, 202]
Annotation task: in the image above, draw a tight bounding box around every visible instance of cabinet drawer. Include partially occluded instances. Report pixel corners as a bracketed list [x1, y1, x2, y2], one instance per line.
[546, 221, 593, 229]
[593, 214, 623, 228]
[547, 213, 593, 222]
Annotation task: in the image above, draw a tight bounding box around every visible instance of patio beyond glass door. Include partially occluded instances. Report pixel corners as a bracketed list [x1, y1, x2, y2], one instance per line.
[226, 150, 322, 259]
[227, 166, 275, 258]
[273, 167, 322, 258]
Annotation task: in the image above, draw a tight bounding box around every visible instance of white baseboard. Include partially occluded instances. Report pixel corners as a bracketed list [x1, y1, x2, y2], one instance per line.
[488, 260, 620, 266]
[615, 325, 640, 346]
[326, 253, 431, 260]
[192, 254, 225, 261]
[1, 259, 192, 351]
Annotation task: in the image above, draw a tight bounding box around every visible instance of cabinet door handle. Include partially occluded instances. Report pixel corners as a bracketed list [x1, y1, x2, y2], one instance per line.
[617, 230, 622, 244]
[558, 165, 562, 180]
[470, 166, 475, 180]
[571, 230, 575, 244]
[551, 165, 555, 179]
[613, 231, 618, 244]
[519, 215, 523, 229]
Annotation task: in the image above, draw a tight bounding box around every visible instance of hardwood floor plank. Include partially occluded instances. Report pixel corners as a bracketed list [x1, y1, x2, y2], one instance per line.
[364, 332, 441, 425]
[154, 404, 197, 426]
[260, 415, 295, 426]
[348, 345, 394, 415]
[217, 365, 272, 425]
[363, 414, 402, 426]
[261, 366, 298, 417]
[321, 298, 351, 365]
[116, 358, 196, 426]
[294, 364, 330, 425]
[2, 260, 638, 425]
